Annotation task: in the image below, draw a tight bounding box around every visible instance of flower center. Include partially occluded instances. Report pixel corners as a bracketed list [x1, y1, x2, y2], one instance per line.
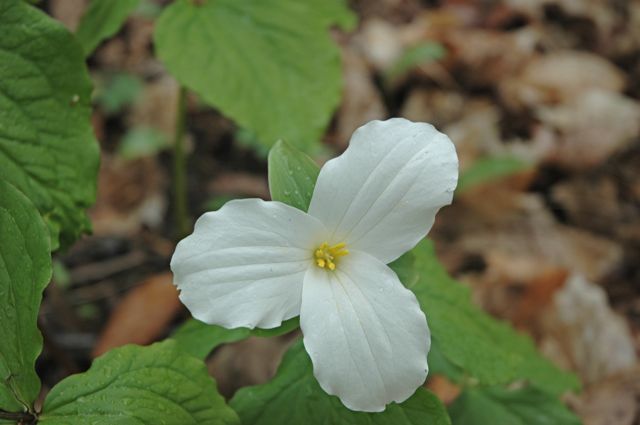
[314, 242, 349, 271]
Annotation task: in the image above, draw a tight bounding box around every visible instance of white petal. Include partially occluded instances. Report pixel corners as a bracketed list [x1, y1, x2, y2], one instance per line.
[171, 199, 325, 329]
[308, 118, 458, 263]
[300, 250, 430, 412]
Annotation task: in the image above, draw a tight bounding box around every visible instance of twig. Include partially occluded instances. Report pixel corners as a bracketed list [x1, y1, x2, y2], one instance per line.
[0, 409, 36, 424]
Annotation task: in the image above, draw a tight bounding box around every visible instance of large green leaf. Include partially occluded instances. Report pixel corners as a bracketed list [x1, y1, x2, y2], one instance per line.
[407, 240, 580, 395]
[154, 0, 353, 151]
[0, 0, 99, 250]
[268, 140, 319, 211]
[172, 317, 299, 360]
[39, 341, 239, 425]
[0, 180, 51, 413]
[230, 341, 451, 425]
[75, 0, 141, 57]
[448, 386, 582, 425]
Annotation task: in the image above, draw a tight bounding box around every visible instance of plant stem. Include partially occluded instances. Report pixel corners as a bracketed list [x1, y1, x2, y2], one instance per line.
[173, 86, 189, 240]
[0, 410, 36, 424]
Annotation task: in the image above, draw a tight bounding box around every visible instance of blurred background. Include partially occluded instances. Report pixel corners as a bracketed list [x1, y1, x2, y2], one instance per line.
[40, 0, 639, 423]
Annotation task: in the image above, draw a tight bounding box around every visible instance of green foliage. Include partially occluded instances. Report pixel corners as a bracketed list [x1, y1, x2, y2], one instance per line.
[230, 341, 451, 425]
[449, 386, 582, 425]
[202, 195, 236, 212]
[268, 140, 320, 211]
[135, 0, 163, 19]
[312, 0, 357, 30]
[388, 249, 419, 288]
[118, 126, 168, 160]
[75, 0, 141, 56]
[39, 341, 239, 425]
[0, 181, 51, 413]
[95, 72, 144, 115]
[51, 260, 71, 289]
[234, 128, 270, 158]
[386, 42, 446, 80]
[0, 0, 99, 250]
[406, 240, 580, 395]
[458, 156, 530, 191]
[171, 317, 299, 360]
[0, 1, 581, 423]
[154, 0, 354, 152]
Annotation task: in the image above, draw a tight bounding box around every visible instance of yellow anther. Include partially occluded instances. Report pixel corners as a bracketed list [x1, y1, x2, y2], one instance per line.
[314, 242, 349, 271]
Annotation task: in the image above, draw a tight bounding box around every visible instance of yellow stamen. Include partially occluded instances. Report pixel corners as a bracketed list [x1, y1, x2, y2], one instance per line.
[313, 242, 349, 271]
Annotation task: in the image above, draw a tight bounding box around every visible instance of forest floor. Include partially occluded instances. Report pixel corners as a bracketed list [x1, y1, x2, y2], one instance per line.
[41, 0, 640, 423]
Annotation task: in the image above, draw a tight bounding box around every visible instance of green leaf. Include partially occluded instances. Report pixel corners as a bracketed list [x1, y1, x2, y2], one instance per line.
[388, 250, 419, 288]
[268, 140, 320, 211]
[426, 342, 464, 382]
[448, 386, 582, 425]
[75, 0, 141, 57]
[230, 341, 451, 425]
[0, 0, 99, 250]
[95, 72, 143, 114]
[39, 340, 239, 425]
[235, 127, 270, 159]
[118, 126, 168, 160]
[0, 180, 51, 412]
[172, 317, 299, 360]
[406, 240, 580, 395]
[458, 156, 531, 192]
[135, 0, 163, 19]
[313, 0, 357, 30]
[386, 42, 446, 80]
[154, 0, 350, 151]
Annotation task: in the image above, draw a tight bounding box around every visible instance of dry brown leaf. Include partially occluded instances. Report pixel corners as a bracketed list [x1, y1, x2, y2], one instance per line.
[355, 18, 404, 71]
[400, 89, 466, 129]
[568, 368, 640, 425]
[92, 272, 181, 357]
[426, 375, 461, 405]
[436, 185, 624, 332]
[354, 11, 457, 73]
[512, 267, 569, 328]
[554, 225, 625, 281]
[208, 335, 298, 398]
[552, 163, 640, 245]
[442, 189, 623, 284]
[90, 154, 167, 236]
[447, 27, 541, 88]
[539, 274, 637, 384]
[530, 0, 632, 57]
[499, 51, 626, 110]
[537, 90, 640, 169]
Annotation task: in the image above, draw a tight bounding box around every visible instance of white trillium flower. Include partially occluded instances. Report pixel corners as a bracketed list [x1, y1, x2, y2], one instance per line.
[171, 118, 458, 412]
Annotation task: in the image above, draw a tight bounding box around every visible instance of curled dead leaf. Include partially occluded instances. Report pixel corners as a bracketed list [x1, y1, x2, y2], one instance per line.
[92, 272, 181, 357]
